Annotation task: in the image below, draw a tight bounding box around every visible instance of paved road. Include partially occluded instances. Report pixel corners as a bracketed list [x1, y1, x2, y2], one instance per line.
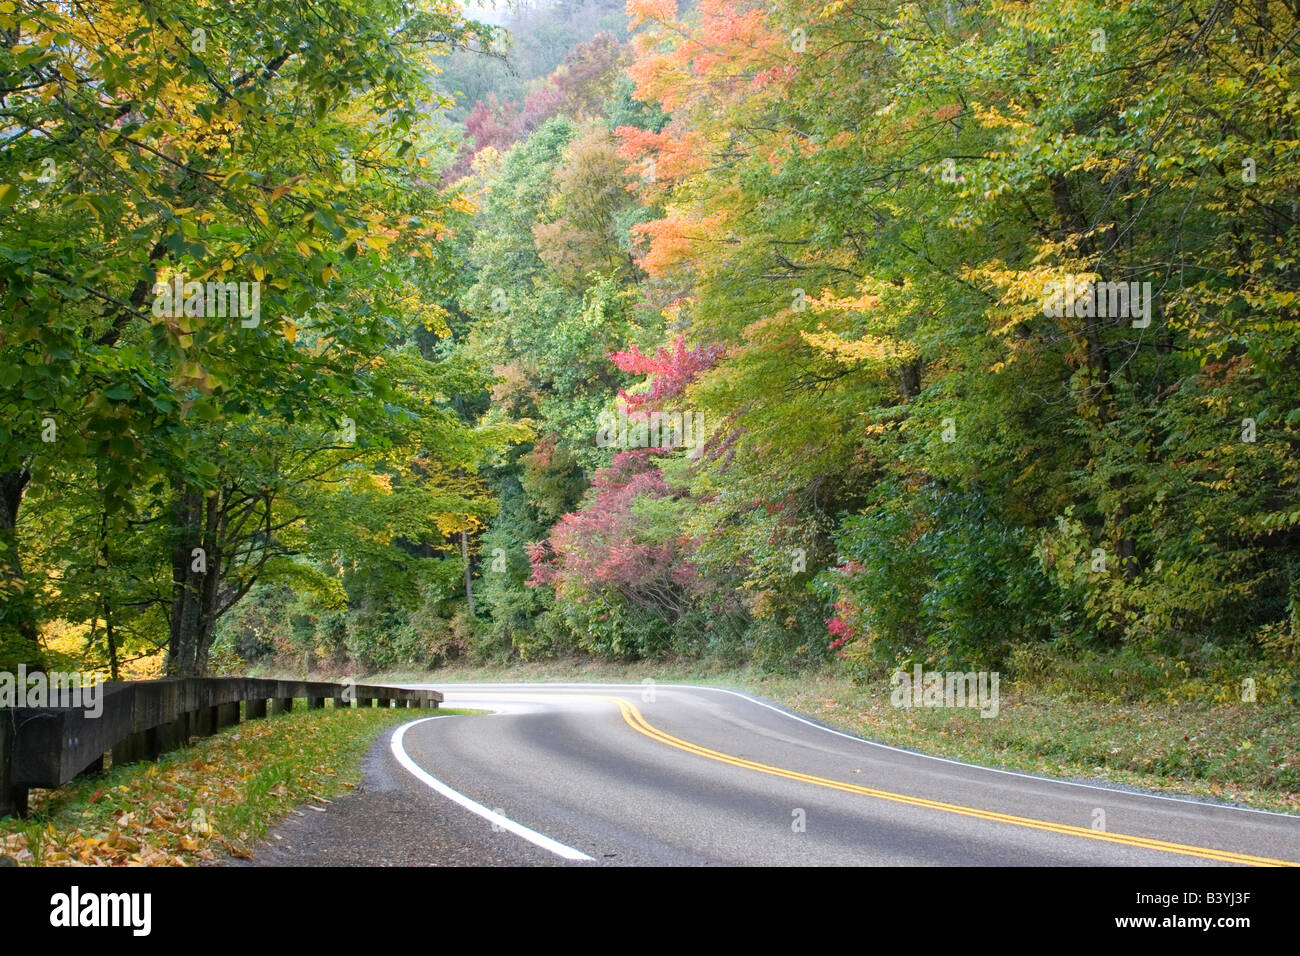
[377, 683, 1300, 866]
[239, 682, 1300, 866]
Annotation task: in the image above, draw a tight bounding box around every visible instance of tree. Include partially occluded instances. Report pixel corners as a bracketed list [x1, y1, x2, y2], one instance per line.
[0, 0, 513, 673]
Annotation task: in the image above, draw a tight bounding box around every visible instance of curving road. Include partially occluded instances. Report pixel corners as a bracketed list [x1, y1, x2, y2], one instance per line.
[373, 682, 1300, 867]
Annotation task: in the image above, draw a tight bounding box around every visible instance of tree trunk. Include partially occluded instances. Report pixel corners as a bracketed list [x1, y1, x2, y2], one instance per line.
[167, 486, 223, 676]
[897, 357, 924, 402]
[105, 608, 119, 681]
[460, 531, 475, 618]
[0, 468, 42, 670]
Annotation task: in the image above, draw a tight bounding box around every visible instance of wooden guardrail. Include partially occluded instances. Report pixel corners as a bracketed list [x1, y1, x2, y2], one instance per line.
[0, 677, 441, 818]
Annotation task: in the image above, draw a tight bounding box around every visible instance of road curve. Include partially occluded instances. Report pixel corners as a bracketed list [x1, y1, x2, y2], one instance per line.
[379, 682, 1300, 866]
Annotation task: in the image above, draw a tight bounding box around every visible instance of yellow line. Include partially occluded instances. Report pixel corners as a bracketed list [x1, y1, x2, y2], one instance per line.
[599, 696, 1299, 867]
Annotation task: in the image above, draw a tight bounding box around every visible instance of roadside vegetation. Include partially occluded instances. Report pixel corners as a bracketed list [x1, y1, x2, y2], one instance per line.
[0, 705, 467, 866]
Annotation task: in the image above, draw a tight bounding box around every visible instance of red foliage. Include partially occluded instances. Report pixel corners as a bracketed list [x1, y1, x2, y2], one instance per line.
[465, 94, 518, 153]
[444, 84, 566, 182]
[526, 451, 696, 612]
[446, 33, 625, 183]
[823, 562, 863, 656]
[611, 333, 722, 413]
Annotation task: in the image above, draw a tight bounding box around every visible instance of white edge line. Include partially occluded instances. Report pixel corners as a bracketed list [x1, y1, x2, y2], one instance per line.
[389, 716, 594, 861]
[425, 682, 1300, 821]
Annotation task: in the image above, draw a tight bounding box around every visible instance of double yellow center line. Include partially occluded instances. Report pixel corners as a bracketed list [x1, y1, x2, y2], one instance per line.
[602, 695, 1298, 867]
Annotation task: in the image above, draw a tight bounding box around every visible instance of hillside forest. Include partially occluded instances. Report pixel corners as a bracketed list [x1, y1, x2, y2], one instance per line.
[2, 0, 1298, 704]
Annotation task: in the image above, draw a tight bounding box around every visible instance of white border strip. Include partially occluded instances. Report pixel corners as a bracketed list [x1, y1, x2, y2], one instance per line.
[389, 716, 594, 861]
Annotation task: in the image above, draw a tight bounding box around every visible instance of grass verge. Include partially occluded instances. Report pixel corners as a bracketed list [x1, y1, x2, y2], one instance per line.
[361, 658, 1300, 816]
[0, 703, 473, 866]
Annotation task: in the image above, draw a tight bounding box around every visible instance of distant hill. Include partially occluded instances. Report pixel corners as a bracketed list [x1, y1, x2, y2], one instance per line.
[437, 0, 628, 121]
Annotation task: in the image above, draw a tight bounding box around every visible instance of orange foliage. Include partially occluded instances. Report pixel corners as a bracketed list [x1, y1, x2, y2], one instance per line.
[614, 126, 706, 183]
[627, 49, 690, 112]
[630, 212, 729, 276]
[628, 0, 787, 114]
[626, 0, 678, 28]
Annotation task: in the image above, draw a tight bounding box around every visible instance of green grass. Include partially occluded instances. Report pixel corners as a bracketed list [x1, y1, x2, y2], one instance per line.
[361, 657, 1300, 815]
[0, 702, 476, 866]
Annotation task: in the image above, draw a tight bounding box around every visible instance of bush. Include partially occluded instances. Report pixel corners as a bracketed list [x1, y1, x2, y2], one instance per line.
[820, 482, 1060, 676]
[557, 595, 672, 660]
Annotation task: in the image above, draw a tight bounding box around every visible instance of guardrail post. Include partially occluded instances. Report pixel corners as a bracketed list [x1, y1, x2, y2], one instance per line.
[114, 731, 146, 765]
[77, 754, 105, 778]
[271, 698, 293, 715]
[0, 713, 27, 818]
[120, 725, 168, 763]
[216, 702, 240, 729]
[333, 695, 351, 710]
[193, 706, 216, 737]
[160, 713, 189, 752]
[307, 696, 325, 710]
[246, 698, 268, 719]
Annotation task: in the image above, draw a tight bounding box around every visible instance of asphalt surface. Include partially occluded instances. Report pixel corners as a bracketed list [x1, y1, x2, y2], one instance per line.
[236, 682, 1300, 867]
